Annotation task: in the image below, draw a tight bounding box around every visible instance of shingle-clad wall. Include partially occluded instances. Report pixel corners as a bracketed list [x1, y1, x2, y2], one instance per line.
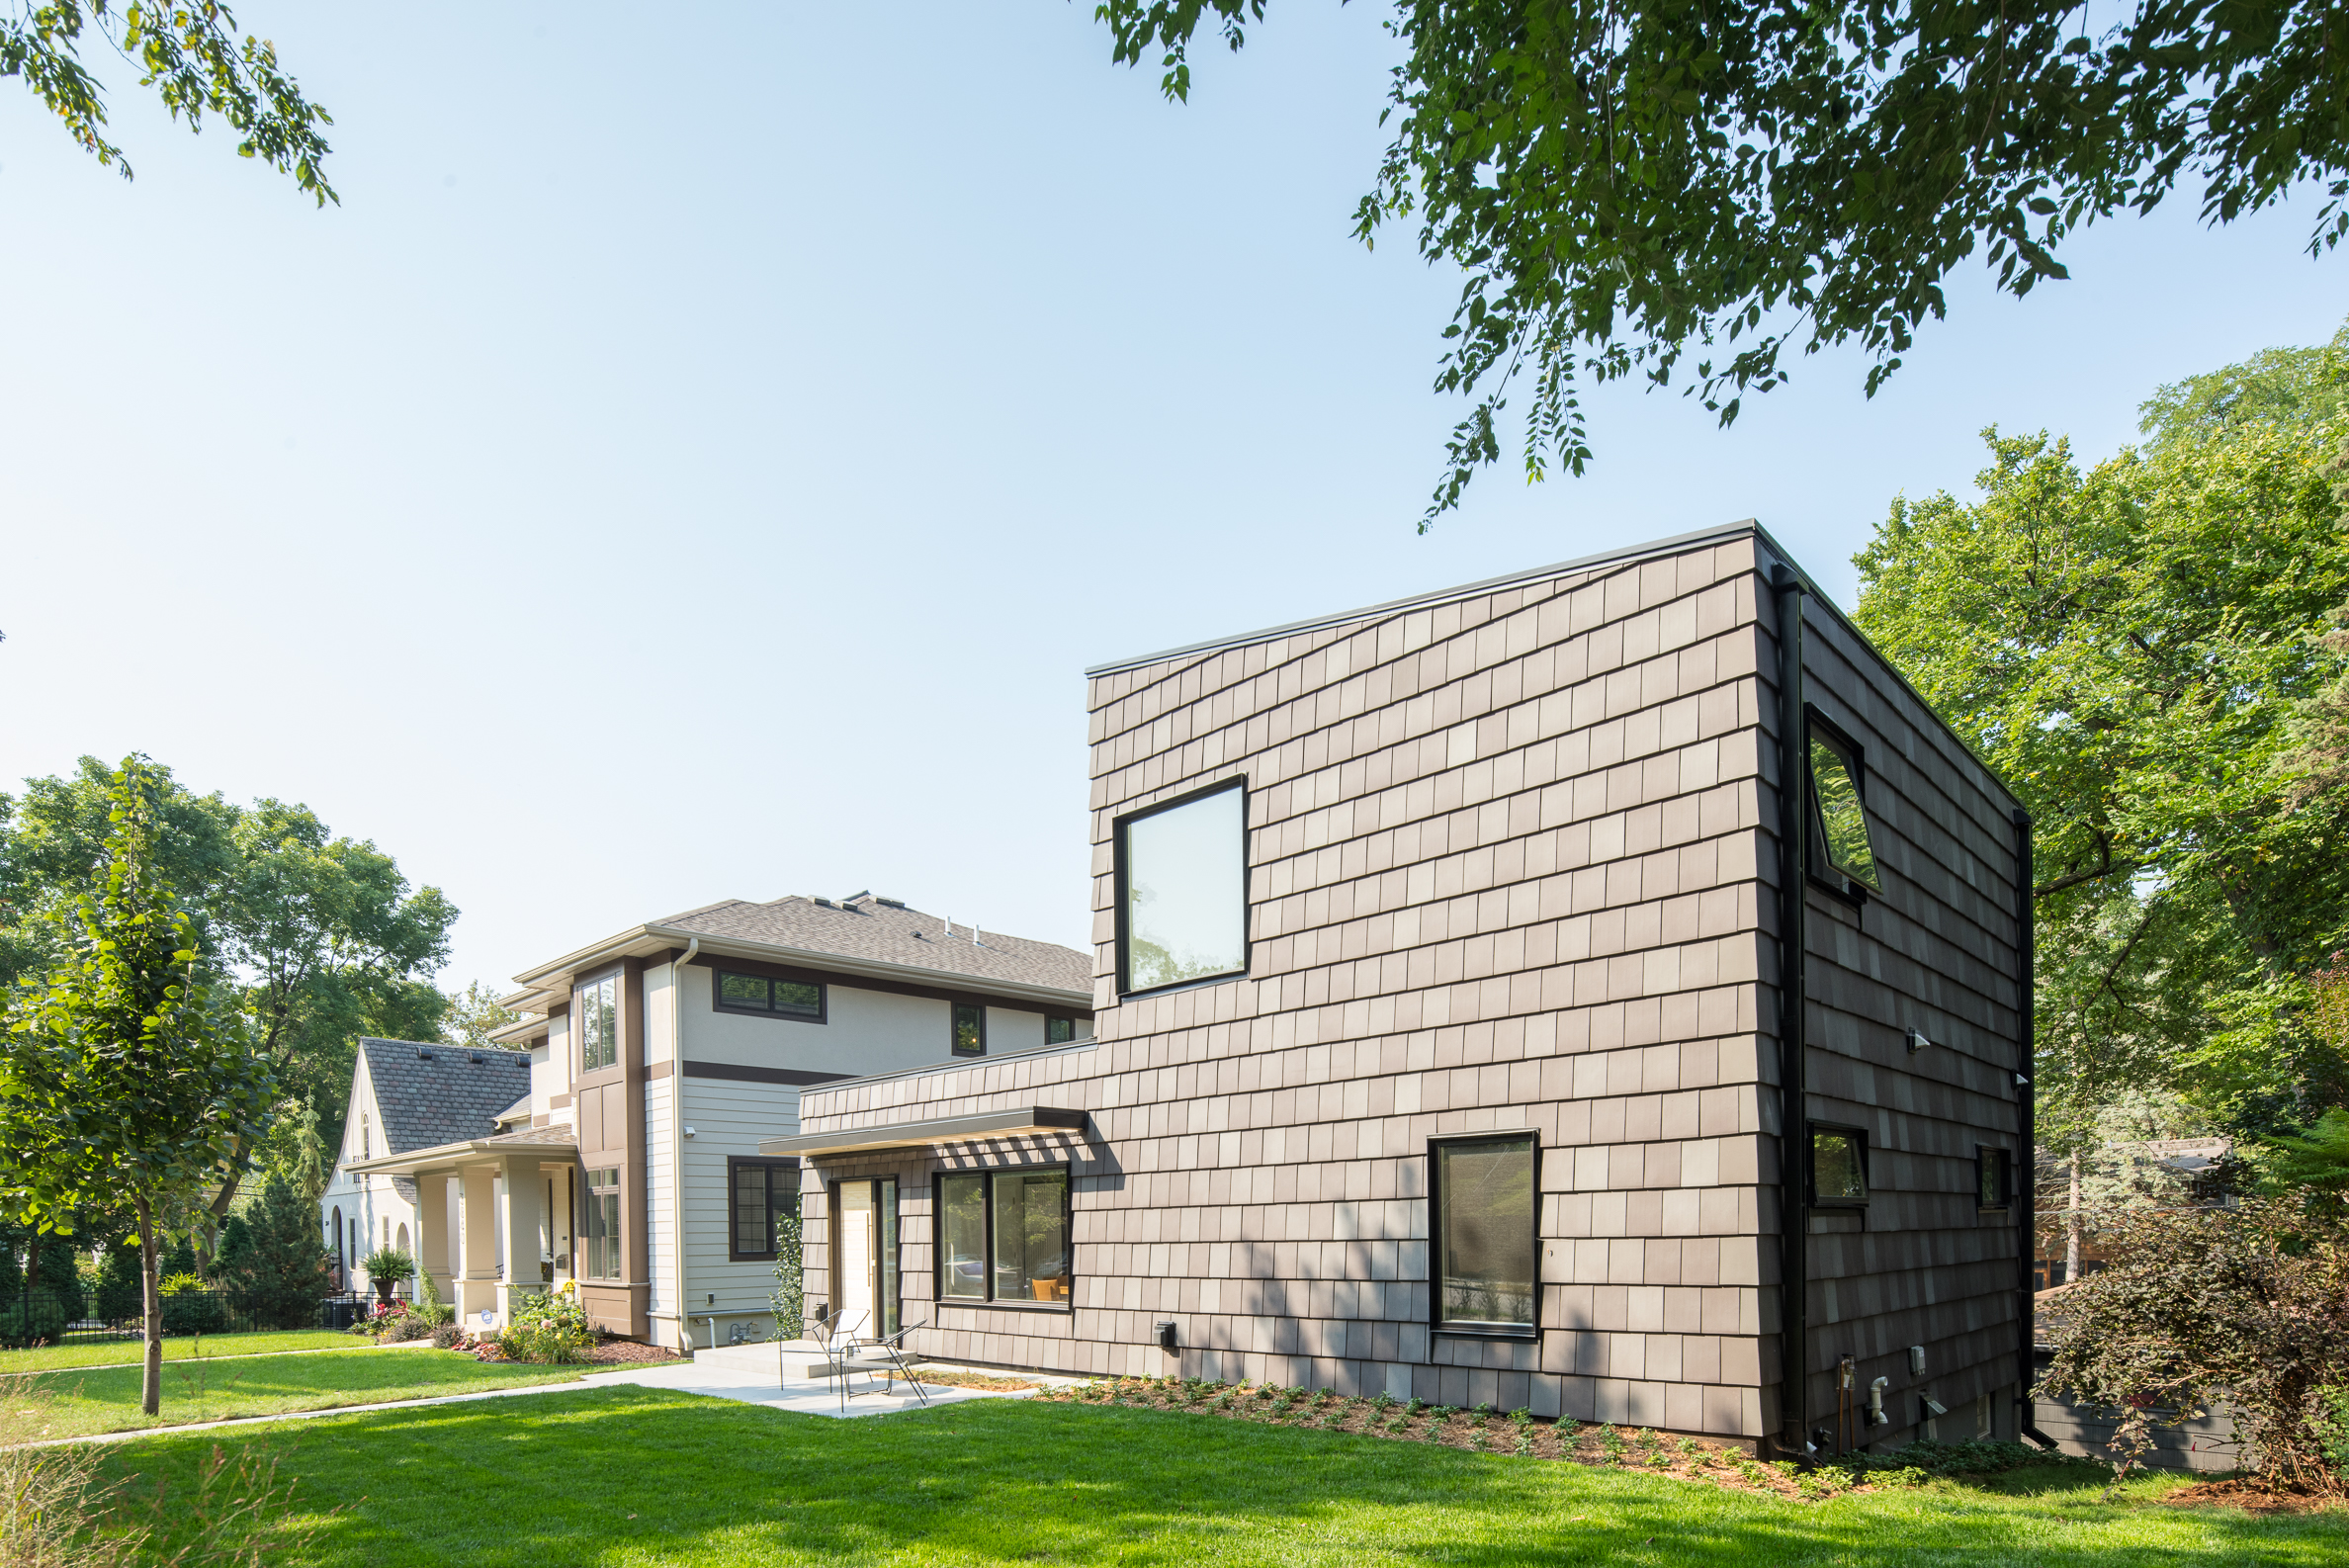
[795, 524, 2026, 1449]
[1753, 545, 2030, 1446]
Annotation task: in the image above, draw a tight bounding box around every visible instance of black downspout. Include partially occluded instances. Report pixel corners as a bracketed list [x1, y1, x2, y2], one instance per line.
[2012, 807, 2054, 1447]
[1772, 566, 1808, 1459]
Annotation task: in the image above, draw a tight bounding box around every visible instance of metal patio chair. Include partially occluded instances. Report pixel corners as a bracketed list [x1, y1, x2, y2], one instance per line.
[845, 1321, 930, 1408]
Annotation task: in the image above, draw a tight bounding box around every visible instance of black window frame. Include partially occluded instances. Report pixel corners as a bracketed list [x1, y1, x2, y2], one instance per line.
[727, 1156, 803, 1263]
[1114, 776, 1252, 999]
[1975, 1145, 2014, 1212]
[950, 1002, 987, 1057]
[930, 1163, 1074, 1313]
[712, 967, 827, 1025]
[1803, 707, 1884, 904]
[1427, 1132, 1542, 1342]
[1808, 1122, 1871, 1208]
[577, 970, 622, 1074]
[1045, 1014, 1077, 1045]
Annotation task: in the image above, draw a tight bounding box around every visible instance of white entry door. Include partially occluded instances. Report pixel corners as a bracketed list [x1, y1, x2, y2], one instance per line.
[836, 1183, 875, 1333]
[828, 1177, 899, 1338]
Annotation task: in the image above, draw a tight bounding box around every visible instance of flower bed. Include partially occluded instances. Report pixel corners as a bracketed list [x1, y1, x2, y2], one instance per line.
[1040, 1376, 2105, 1501]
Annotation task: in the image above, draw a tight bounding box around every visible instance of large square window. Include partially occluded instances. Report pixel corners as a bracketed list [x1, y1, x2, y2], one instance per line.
[1806, 721, 1883, 893]
[933, 1167, 1071, 1308]
[1117, 780, 1248, 995]
[578, 975, 620, 1074]
[1432, 1136, 1537, 1334]
[729, 1158, 801, 1262]
[1809, 1126, 1870, 1207]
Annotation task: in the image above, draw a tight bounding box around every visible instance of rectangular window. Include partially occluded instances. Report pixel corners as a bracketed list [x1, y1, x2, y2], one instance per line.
[1117, 779, 1248, 995]
[715, 969, 826, 1021]
[1806, 717, 1883, 893]
[729, 1158, 802, 1262]
[583, 1167, 624, 1279]
[1432, 1136, 1537, 1335]
[1810, 1126, 1870, 1206]
[1976, 1146, 2014, 1210]
[1045, 1015, 1076, 1045]
[952, 1002, 985, 1057]
[578, 974, 620, 1073]
[932, 1167, 1071, 1308]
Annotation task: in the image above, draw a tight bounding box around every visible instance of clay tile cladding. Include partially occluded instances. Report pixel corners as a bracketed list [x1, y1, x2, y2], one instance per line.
[359, 1037, 535, 1153]
[659, 897, 1090, 997]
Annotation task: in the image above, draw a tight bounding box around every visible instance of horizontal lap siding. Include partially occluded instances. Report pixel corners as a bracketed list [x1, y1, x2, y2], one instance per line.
[681, 1078, 803, 1326]
[1755, 554, 2029, 1447]
[805, 539, 1778, 1437]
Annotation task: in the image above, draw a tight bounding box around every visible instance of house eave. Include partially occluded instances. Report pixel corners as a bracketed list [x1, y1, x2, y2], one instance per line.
[759, 1106, 1089, 1159]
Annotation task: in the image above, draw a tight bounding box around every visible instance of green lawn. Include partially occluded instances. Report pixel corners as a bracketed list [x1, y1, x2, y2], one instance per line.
[0, 1328, 358, 1375]
[3, 1347, 587, 1440]
[91, 1387, 2340, 1566]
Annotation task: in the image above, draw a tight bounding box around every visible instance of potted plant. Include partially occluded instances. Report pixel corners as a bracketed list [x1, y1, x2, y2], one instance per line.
[360, 1246, 414, 1306]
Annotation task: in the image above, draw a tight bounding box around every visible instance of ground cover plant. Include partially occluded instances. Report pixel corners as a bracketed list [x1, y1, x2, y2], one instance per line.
[0, 1328, 355, 1375]
[0, 1346, 586, 1440]
[86, 1386, 2337, 1566]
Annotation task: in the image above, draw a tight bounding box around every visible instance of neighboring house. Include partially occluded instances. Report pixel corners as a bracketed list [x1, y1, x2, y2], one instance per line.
[337, 895, 1090, 1348]
[767, 522, 2037, 1458]
[318, 1037, 537, 1290]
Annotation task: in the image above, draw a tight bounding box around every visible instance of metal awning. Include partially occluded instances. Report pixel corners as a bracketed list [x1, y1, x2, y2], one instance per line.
[759, 1106, 1088, 1158]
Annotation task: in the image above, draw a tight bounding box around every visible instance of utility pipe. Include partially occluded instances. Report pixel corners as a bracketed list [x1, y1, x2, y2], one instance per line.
[2010, 811, 2058, 1447]
[1772, 564, 1810, 1459]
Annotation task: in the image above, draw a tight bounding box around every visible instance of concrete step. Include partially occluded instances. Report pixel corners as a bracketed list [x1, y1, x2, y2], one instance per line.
[694, 1339, 838, 1382]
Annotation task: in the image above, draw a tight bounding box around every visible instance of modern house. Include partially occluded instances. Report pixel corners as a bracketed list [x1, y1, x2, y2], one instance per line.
[766, 522, 2037, 1458]
[333, 895, 1090, 1348]
[319, 1037, 536, 1291]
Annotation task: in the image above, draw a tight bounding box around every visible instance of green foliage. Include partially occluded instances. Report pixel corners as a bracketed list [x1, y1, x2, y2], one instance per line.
[442, 979, 520, 1050]
[0, 0, 335, 201]
[1853, 348, 2349, 1130]
[2039, 1194, 2349, 1493]
[1096, 4, 2349, 525]
[409, 1266, 453, 1330]
[359, 1246, 413, 1284]
[767, 1201, 805, 1339]
[2139, 323, 2349, 453]
[0, 1291, 65, 1350]
[95, 1233, 143, 1324]
[160, 1288, 228, 1338]
[218, 1173, 332, 1329]
[496, 1289, 594, 1364]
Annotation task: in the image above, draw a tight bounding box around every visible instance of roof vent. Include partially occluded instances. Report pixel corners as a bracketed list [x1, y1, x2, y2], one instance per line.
[417, 1048, 435, 1061]
[842, 890, 872, 905]
[469, 1052, 485, 1065]
[875, 897, 906, 909]
[813, 897, 835, 909]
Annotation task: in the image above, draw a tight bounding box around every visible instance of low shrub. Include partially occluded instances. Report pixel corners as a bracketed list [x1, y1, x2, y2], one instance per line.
[159, 1285, 229, 1339]
[0, 1292, 67, 1350]
[494, 1289, 593, 1364]
[430, 1322, 465, 1350]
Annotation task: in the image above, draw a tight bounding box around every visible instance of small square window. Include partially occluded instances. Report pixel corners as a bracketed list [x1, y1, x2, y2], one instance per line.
[952, 1002, 986, 1057]
[1809, 1126, 1870, 1206]
[1977, 1146, 2014, 1210]
[1806, 721, 1883, 894]
[1046, 1015, 1076, 1045]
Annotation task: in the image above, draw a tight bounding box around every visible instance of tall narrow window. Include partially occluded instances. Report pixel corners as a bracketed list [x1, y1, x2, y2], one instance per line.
[1117, 780, 1248, 995]
[578, 974, 620, 1073]
[938, 1174, 987, 1299]
[583, 1167, 624, 1279]
[729, 1158, 801, 1262]
[360, 1110, 370, 1161]
[1806, 722, 1883, 893]
[952, 1002, 985, 1057]
[1810, 1126, 1870, 1206]
[1432, 1136, 1537, 1334]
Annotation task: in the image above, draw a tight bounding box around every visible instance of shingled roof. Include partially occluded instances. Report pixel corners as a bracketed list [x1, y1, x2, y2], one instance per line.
[359, 1037, 535, 1154]
[659, 896, 1090, 996]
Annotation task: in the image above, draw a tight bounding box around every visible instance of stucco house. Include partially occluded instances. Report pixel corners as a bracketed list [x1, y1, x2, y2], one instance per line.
[334, 895, 1090, 1348]
[766, 522, 2036, 1459]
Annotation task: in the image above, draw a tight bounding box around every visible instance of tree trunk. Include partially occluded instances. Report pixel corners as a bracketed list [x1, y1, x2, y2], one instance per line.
[2064, 1161, 2083, 1285]
[133, 1195, 162, 1418]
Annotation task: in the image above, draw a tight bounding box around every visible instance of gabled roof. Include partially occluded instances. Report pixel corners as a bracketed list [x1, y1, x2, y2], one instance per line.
[660, 897, 1089, 995]
[357, 1037, 535, 1154]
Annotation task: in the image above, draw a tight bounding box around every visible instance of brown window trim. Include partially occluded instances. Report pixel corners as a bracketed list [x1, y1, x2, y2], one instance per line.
[727, 1156, 801, 1263]
[931, 1164, 1075, 1315]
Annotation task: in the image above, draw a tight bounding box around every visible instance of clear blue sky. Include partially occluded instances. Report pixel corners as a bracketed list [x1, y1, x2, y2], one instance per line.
[3, 3, 2341, 995]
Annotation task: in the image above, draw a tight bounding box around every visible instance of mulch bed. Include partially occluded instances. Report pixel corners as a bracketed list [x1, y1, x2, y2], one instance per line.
[1039, 1377, 2129, 1506]
[902, 1367, 1041, 1392]
[2159, 1478, 2344, 1515]
[576, 1340, 683, 1366]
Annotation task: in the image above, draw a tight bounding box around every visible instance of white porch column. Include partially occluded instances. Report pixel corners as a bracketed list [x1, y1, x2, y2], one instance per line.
[415, 1173, 452, 1305]
[459, 1164, 499, 1327]
[494, 1156, 543, 1323]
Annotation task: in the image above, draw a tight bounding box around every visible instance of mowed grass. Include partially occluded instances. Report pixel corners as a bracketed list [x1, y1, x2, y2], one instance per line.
[94, 1386, 2343, 1567]
[0, 1328, 357, 1374]
[2, 1347, 587, 1440]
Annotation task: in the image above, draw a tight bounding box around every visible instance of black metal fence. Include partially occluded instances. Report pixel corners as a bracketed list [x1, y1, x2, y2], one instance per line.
[1, 1284, 375, 1349]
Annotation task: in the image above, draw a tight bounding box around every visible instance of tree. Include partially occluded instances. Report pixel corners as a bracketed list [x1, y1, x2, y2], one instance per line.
[1852, 333, 2349, 1161]
[442, 979, 519, 1051]
[1, 0, 334, 201]
[0, 756, 276, 1415]
[1098, 2, 2349, 525]
[218, 1171, 331, 1329]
